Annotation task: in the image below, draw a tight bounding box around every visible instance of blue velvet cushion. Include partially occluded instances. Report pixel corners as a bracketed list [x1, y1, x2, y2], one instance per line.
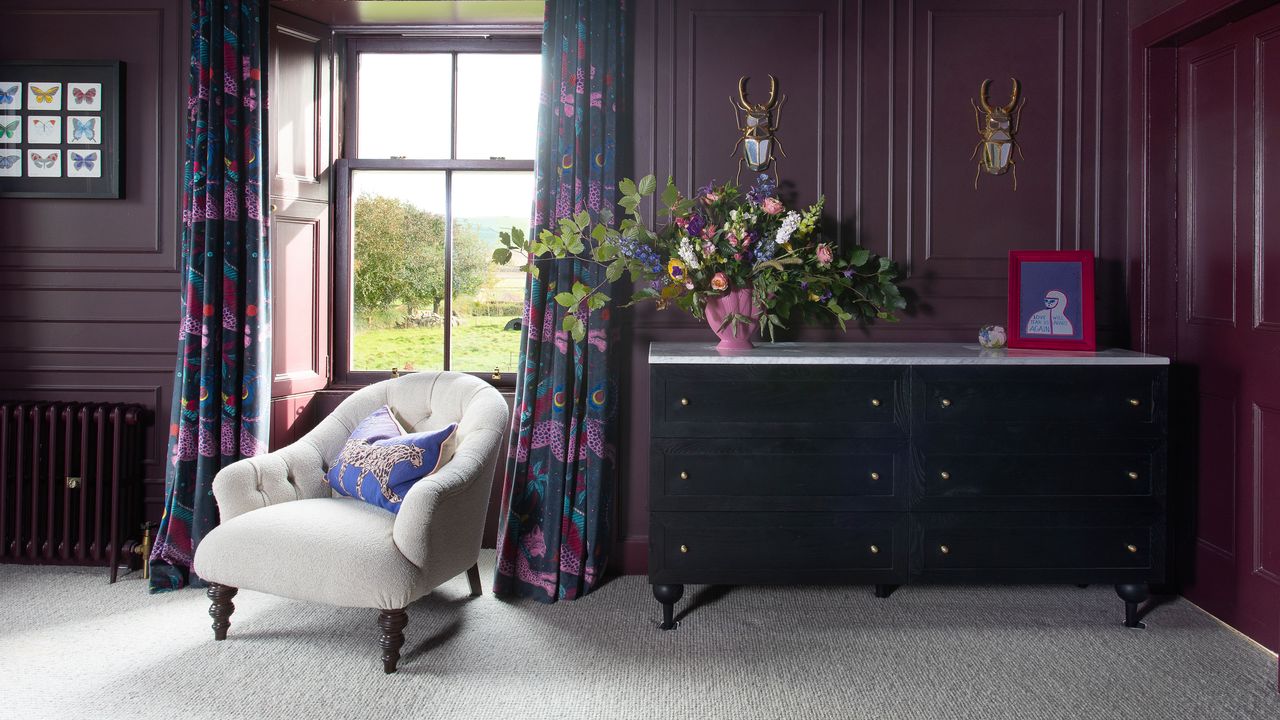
[326, 405, 458, 513]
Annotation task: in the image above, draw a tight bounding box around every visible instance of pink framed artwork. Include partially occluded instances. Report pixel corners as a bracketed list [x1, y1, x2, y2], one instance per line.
[1007, 250, 1096, 351]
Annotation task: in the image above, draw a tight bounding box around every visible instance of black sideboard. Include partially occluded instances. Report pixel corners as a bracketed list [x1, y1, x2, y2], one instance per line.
[647, 342, 1170, 630]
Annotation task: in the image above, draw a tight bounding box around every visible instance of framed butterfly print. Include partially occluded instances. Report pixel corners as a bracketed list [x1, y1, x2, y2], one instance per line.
[0, 60, 120, 198]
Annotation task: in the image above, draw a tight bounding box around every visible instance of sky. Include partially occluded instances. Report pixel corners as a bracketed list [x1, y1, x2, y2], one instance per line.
[353, 52, 540, 220]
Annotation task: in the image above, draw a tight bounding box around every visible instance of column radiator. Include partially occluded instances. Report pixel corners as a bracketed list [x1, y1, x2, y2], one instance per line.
[0, 402, 146, 582]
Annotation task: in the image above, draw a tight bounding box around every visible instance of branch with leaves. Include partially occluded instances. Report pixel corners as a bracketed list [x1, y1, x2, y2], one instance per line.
[494, 173, 905, 342]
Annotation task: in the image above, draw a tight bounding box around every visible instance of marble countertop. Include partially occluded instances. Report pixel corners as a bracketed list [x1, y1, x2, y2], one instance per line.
[649, 342, 1170, 365]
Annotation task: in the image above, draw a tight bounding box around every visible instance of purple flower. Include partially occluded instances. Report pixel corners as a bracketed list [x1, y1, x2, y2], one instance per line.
[747, 173, 777, 204]
[800, 281, 809, 291]
[696, 179, 717, 198]
[842, 269, 855, 278]
[686, 213, 706, 238]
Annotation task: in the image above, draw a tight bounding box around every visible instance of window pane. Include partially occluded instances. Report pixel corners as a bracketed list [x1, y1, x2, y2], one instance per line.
[455, 54, 541, 159]
[357, 54, 452, 159]
[450, 171, 532, 373]
[350, 170, 448, 372]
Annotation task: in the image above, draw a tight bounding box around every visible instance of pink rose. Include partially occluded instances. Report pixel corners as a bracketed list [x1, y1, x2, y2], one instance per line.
[734, 253, 743, 261]
[816, 243, 834, 265]
[727, 233, 739, 248]
[761, 197, 784, 215]
[703, 192, 720, 204]
[701, 224, 717, 240]
[675, 217, 689, 229]
[711, 272, 729, 291]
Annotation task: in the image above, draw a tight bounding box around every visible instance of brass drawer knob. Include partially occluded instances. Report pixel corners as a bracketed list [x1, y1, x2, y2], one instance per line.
[939, 544, 951, 555]
[939, 471, 951, 481]
[679, 544, 689, 554]
[870, 471, 881, 481]
[869, 544, 880, 554]
[1127, 471, 1139, 480]
[1128, 398, 1141, 407]
[65, 476, 81, 490]
[940, 398, 952, 408]
[679, 471, 689, 480]
[871, 398, 882, 407]
[1126, 544, 1138, 553]
[680, 397, 689, 406]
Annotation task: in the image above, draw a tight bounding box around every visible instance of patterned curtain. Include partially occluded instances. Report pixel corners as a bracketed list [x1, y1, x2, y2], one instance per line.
[492, 0, 628, 602]
[150, 0, 270, 591]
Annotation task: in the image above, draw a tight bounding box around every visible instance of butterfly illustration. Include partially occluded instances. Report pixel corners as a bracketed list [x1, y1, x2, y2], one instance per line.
[0, 85, 17, 105]
[71, 87, 96, 104]
[72, 118, 96, 142]
[31, 151, 58, 168]
[0, 120, 16, 139]
[71, 151, 97, 171]
[0, 154, 19, 169]
[32, 118, 57, 133]
[30, 85, 58, 104]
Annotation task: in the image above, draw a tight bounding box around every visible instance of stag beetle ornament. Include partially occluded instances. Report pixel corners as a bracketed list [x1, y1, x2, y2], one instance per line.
[730, 75, 787, 182]
[971, 77, 1025, 189]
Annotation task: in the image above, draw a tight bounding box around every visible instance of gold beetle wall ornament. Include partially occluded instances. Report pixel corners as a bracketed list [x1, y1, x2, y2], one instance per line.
[730, 75, 787, 182]
[970, 77, 1025, 189]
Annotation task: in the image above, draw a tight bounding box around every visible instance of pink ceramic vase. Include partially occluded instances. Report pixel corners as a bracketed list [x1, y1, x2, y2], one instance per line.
[703, 286, 760, 350]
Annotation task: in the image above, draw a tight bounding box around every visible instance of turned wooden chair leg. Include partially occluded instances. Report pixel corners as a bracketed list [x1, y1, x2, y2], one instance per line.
[378, 609, 409, 674]
[466, 562, 482, 597]
[207, 583, 238, 641]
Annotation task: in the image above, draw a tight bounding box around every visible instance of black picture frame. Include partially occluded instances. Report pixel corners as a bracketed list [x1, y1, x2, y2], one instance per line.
[0, 60, 122, 199]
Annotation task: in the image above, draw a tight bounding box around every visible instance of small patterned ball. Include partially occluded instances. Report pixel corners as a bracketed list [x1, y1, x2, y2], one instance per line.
[978, 324, 1007, 349]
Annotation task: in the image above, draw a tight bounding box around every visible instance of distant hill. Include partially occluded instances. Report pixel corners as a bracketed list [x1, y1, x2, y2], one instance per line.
[457, 216, 530, 247]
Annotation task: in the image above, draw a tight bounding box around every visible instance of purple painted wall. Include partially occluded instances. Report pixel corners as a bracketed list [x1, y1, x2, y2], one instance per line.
[0, 1, 187, 524]
[616, 0, 1132, 571]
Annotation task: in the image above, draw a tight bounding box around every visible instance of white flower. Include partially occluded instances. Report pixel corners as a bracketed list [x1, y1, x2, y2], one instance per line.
[677, 237, 701, 269]
[775, 211, 801, 245]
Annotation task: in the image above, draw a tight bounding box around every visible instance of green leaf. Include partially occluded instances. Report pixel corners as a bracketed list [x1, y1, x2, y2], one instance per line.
[878, 256, 893, 272]
[660, 178, 680, 208]
[554, 292, 577, 307]
[591, 224, 607, 242]
[618, 195, 641, 212]
[606, 260, 626, 283]
[849, 247, 870, 266]
[587, 292, 610, 311]
[618, 178, 638, 196]
[492, 248, 513, 265]
[638, 174, 657, 196]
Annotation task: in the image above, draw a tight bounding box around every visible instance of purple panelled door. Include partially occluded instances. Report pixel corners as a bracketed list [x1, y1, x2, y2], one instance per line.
[1176, 2, 1280, 653]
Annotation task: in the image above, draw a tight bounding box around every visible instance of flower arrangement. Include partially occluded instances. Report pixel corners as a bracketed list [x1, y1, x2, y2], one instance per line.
[493, 173, 906, 342]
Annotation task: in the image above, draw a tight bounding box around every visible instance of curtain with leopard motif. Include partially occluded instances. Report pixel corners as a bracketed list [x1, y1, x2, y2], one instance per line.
[150, 0, 270, 591]
[492, 0, 628, 601]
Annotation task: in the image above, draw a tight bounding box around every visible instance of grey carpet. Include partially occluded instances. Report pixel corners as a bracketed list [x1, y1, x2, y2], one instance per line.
[1, 552, 1276, 720]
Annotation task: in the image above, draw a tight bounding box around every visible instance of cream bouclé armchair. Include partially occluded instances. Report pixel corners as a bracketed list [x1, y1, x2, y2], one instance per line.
[192, 371, 509, 673]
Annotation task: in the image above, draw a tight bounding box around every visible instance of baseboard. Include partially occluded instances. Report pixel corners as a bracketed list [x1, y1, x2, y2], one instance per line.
[615, 536, 648, 575]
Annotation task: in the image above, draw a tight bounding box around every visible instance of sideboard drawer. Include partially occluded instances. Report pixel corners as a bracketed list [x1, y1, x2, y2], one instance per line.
[912, 445, 1165, 511]
[649, 512, 908, 585]
[913, 367, 1167, 435]
[651, 438, 906, 511]
[652, 365, 906, 438]
[912, 512, 1165, 583]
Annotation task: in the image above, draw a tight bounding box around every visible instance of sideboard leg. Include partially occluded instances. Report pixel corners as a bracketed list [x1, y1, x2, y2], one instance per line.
[874, 584, 898, 599]
[652, 583, 684, 630]
[1115, 583, 1149, 629]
